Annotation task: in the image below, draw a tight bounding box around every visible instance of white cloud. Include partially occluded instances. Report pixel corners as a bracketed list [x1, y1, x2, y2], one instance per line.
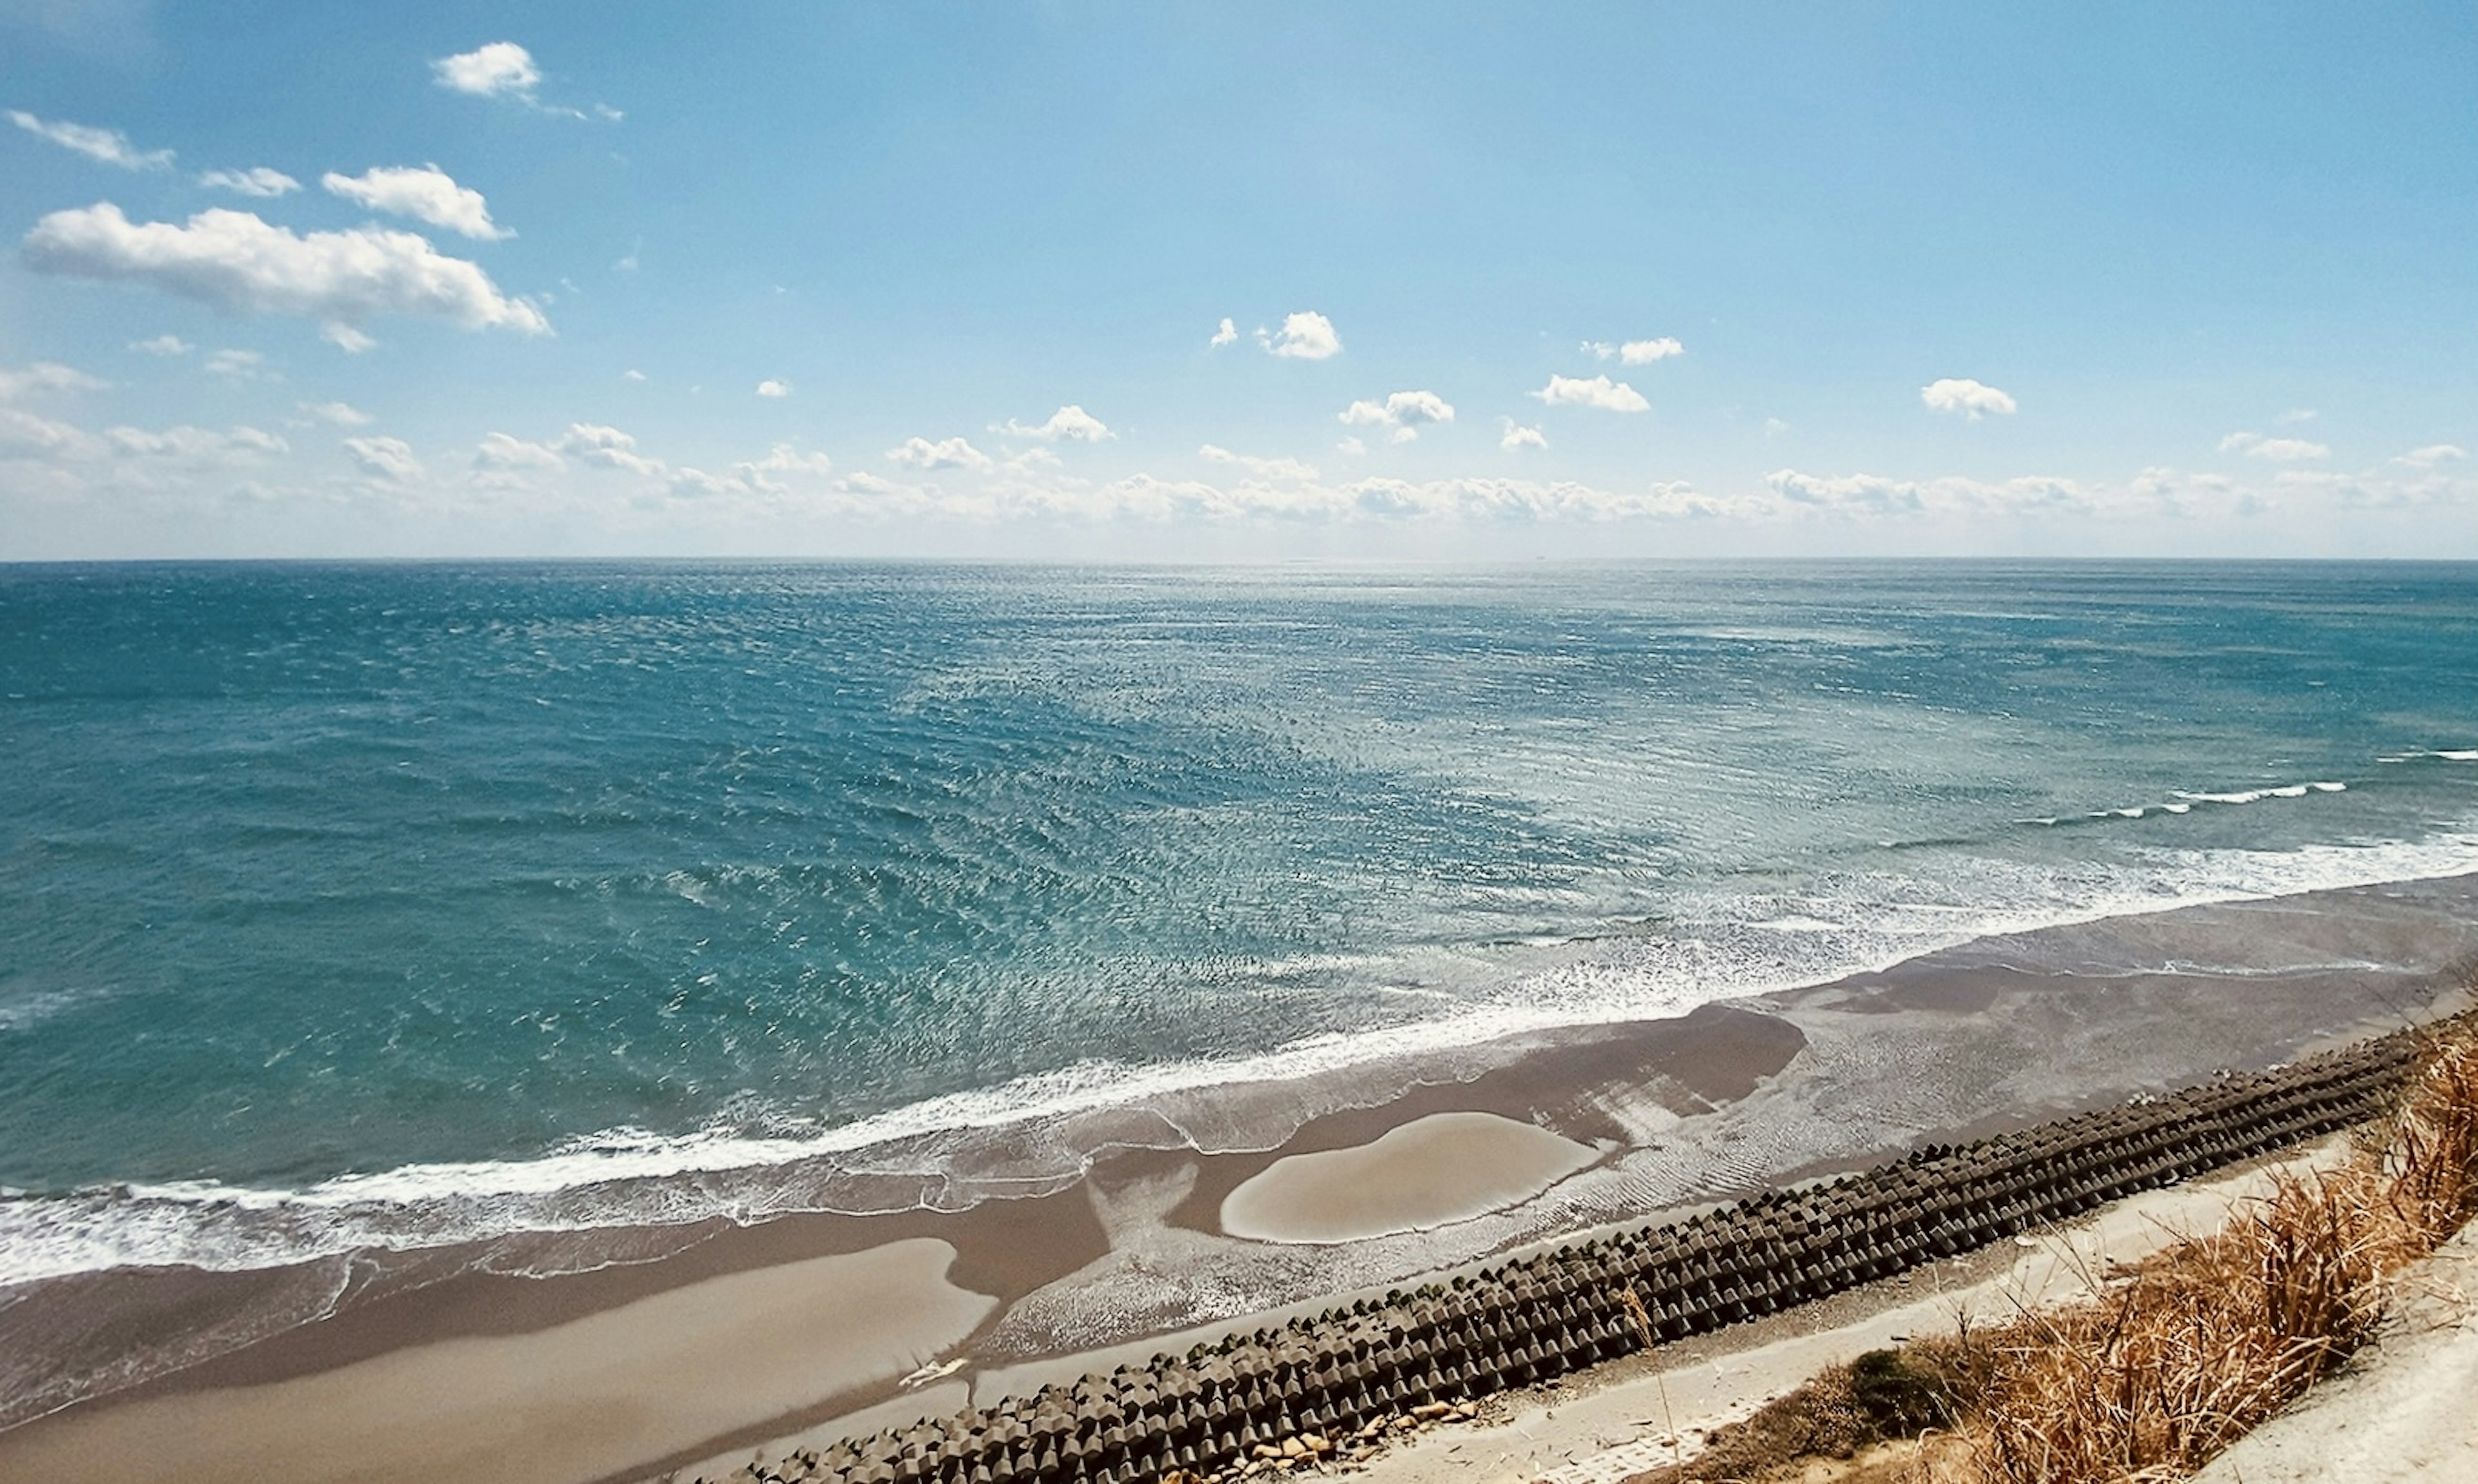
[556, 423, 661, 475]
[1258, 310, 1342, 361]
[1920, 377, 2018, 419]
[1762, 417, 1791, 438]
[2219, 430, 2329, 461]
[733, 445, 834, 490]
[322, 165, 510, 241]
[342, 434, 422, 482]
[7, 110, 170, 170]
[756, 378, 791, 398]
[1201, 444, 1319, 482]
[1582, 337, 1686, 365]
[23, 204, 550, 336]
[2396, 444, 2466, 468]
[0, 361, 110, 399]
[298, 401, 370, 426]
[130, 334, 192, 356]
[197, 166, 299, 197]
[1533, 374, 1649, 412]
[429, 41, 616, 123]
[2275, 408, 2318, 425]
[1765, 466, 2094, 518]
[887, 436, 993, 472]
[204, 348, 274, 381]
[999, 404, 1113, 442]
[106, 423, 288, 460]
[474, 430, 564, 471]
[432, 41, 541, 100]
[1209, 317, 1238, 348]
[1340, 389, 1455, 443]
[622, 368, 647, 382]
[1336, 436, 1367, 457]
[1500, 421, 1547, 451]
[320, 323, 378, 354]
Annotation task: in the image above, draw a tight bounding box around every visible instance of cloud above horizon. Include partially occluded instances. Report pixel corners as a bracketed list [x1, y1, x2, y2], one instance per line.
[8, 110, 171, 170]
[197, 167, 300, 198]
[1259, 311, 1342, 361]
[998, 405, 1113, 441]
[323, 165, 510, 241]
[1534, 374, 1649, 412]
[1340, 389, 1453, 442]
[22, 204, 549, 339]
[1582, 337, 1684, 365]
[1920, 377, 2018, 419]
[2219, 430, 2330, 462]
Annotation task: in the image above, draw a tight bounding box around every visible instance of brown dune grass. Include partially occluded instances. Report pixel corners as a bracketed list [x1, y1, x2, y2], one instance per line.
[1627, 1011, 2478, 1484]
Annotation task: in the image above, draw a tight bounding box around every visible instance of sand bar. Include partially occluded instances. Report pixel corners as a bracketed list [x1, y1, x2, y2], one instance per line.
[1219, 1110, 1600, 1243]
[0, 1238, 993, 1484]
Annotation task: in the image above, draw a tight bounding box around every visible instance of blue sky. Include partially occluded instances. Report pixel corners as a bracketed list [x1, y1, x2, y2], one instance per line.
[1, 1, 2471, 559]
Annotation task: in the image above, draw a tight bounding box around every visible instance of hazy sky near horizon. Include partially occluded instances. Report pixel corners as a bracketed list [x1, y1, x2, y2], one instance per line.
[1, 1, 2472, 561]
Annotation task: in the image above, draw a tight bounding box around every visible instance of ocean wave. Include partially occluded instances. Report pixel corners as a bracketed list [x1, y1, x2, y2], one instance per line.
[6, 821, 2478, 1290]
[2020, 777, 2346, 827]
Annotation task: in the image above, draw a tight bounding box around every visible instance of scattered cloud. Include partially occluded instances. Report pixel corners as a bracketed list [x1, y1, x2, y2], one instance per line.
[473, 430, 565, 472]
[1209, 317, 1238, 348]
[0, 361, 110, 398]
[203, 348, 274, 381]
[2275, 408, 2318, 425]
[197, 166, 299, 197]
[1336, 436, 1367, 457]
[1258, 310, 1342, 361]
[1762, 417, 1791, 439]
[622, 368, 646, 382]
[431, 41, 541, 100]
[7, 110, 170, 170]
[612, 239, 641, 273]
[2219, 430, 2329, 461]
[756, 378, 791, 398]
[999, 405, 1113, 442]
[1920, 377, 2018, 419]
[430, 41, 617, 122]
[887, 436, 994, 472]
[342, 434, 422, 482]
[130, 334, 192, 356]
[2395, 445, 2465, 468]
[1584, 337, 1684, 365]
[322, 165, 510, 241]
[1533, 374, 1649, 412]
[298, 401, 370, 426]
[1340, 389, 1455, 442]
[23, 205, 550, 336]
[320, 323, 378, 354]
[1201, 444, 1318, 483]
[1500, 421, 1547, 452]
[556, 423, 661, 475]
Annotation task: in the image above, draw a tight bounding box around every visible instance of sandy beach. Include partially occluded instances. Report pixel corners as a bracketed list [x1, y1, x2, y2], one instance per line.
[1, 872, 2473, 1484]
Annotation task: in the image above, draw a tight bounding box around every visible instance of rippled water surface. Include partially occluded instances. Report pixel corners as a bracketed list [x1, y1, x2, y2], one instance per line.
[1, 561, 2473, 1230]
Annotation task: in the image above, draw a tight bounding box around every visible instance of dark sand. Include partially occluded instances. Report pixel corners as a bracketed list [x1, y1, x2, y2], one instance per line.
[2, 873, 2473, 1484]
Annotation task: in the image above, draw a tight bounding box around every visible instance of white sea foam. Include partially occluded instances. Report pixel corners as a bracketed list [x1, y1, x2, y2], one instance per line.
[6, 821, 2477, 1290]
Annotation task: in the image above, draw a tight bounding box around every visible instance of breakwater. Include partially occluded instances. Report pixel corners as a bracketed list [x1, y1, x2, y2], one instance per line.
[704, 1027, 2424, 1484]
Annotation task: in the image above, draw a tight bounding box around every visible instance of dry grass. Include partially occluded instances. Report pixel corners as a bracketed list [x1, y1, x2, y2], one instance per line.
[1627, 1014, 2478, 1484]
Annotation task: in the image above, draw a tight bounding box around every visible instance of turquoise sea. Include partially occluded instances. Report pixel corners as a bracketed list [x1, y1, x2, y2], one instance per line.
[2, 561, 2474, 1303]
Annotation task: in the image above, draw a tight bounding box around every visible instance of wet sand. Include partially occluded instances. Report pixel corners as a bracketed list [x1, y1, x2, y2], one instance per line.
[2, 872, 2473, 1484]
[1220, 1111, 1600, 1243]
[0, 1239, 993, 1484]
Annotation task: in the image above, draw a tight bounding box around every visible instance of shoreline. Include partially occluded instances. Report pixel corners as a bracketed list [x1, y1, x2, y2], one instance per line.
[1, 872, 2475, 1483]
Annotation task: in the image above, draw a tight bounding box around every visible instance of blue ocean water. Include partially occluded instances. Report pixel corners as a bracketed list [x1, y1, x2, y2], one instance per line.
[1, 560, 2474, 1280]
